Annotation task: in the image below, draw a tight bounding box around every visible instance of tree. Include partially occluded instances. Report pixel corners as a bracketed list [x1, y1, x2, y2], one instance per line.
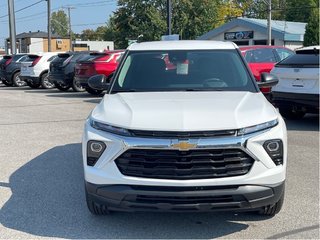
[111, 0, 226, 48]
[80, 29, 98, 41]
[51, 10, 69, 37]
[285, 0, 317, 22]
[303, 8, 319, 46]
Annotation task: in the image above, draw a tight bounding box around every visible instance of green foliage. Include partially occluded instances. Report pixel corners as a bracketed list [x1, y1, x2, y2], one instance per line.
[303, 8, 320, 46]
[285, 0, 317, 22]
[51, 10, 69, 37]
[73, 0, 319, 48]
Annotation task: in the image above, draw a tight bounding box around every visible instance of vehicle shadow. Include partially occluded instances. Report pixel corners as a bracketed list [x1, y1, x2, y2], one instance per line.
[0, 143, 272, 239]
[285, 114, 319, 132]
[45, 92, 102, 99]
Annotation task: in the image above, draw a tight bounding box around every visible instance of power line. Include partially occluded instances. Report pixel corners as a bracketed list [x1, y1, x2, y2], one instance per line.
[0, 0, 45, 19]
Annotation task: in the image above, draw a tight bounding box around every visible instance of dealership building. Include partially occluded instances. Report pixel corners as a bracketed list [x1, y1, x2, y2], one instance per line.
[198, 18, 307, 50]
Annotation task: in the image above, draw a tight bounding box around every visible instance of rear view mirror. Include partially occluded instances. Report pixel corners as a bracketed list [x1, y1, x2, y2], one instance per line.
[88, 74, 110, 91]
[258, 73, 279, 87]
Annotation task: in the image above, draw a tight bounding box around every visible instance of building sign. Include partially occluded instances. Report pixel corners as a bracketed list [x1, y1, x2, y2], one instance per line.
[224, 31, 254, 40]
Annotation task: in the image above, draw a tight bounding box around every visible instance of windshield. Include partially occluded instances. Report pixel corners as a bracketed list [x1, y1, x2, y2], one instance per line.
[111, 50, 256, 93]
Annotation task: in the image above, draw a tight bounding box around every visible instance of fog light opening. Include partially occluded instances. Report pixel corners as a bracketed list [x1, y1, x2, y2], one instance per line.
[87, 140, 106, 166]
[90, 142, 104, 153]
[266, 141, 280, 152]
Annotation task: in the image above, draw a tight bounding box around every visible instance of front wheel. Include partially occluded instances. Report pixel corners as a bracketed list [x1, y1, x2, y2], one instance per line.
[72, 79, 86, 92]
[86, 87, 103, 95]
[40, 73, 55, 89]
[258, 190, 284, 216]
[85, 188, 111, 215]
[279, 108, 306, 120]
[12, 72, 26, 87]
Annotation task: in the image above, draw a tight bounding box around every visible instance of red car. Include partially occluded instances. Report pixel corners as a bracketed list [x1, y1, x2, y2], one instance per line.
[240, 46, 294, 94]
[75, 50, 124, 95]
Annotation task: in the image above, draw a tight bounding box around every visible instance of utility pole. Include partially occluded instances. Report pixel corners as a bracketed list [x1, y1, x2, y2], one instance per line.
[7, 0, 17, 54]
[166, 0, 172, 35]
[267, 0, 272, 45]
[47, 0, 51, 51]
[67, 7, 75, 51]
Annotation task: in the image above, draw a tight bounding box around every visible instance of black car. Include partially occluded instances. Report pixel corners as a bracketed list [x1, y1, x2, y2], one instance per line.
[0, 54, 28, 87]
[49, 52, 91, 92]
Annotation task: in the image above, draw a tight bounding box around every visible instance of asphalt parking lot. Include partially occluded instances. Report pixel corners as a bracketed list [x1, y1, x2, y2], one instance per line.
[0, 85, 319, 239]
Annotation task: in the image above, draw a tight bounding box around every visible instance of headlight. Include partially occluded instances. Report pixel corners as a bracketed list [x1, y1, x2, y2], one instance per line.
[237, 119, 278, 136]
[90, 119, 131, 136]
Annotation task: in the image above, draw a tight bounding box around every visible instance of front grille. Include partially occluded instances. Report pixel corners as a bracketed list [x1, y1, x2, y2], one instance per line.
[115, 149, 254, 180]
[129, 130, 236, 138]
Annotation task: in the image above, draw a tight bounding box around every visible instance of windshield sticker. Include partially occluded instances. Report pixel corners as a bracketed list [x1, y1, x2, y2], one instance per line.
[177, 61, 189, 75]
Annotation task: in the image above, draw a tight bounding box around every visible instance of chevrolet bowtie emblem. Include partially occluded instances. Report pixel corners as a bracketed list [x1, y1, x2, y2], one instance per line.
[171, 141, 197, 151]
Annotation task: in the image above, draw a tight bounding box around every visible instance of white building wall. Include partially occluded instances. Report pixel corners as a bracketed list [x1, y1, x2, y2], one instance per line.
[29, 38, 44, 53]
[75, 41, 114, 51]
[284, 41, 303, 50]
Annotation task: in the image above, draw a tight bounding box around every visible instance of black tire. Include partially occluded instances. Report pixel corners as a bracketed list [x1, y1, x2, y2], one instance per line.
[86, 87, 103, 95]
[258, 190, 284, 216]
[1, 79, 12, 86]
[279, 108, 306, 120]
[85, 190, 110, 215]
[40, 72, 55, 89]
[55, 83, 71, 91]
[72, 79, 86, 92]
[26, 81, 40, 89]
[12, 72, 26, 87]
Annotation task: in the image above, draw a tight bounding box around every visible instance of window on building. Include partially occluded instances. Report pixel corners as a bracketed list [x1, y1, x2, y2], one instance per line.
[253, 40, 275, 45]
[232, 41, 249, 46]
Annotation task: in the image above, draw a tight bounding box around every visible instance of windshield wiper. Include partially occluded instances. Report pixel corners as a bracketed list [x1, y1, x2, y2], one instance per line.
[184, 88, 224, 91]
[112, 89, 137, 93]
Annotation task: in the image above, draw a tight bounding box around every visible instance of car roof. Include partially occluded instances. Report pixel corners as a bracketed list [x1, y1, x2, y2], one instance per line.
[239, 45, 289, 52]
[296, 45, 320, 51]
[128, 40, 237, 51]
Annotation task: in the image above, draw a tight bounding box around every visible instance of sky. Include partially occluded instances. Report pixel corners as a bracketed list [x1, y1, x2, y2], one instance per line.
[0, 0, 118, 48]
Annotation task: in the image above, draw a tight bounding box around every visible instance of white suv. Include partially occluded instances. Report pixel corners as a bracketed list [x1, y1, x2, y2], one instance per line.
[20, 52, 60, 89]
[82, 41, 287, 216]
[271, 46, 319, 119]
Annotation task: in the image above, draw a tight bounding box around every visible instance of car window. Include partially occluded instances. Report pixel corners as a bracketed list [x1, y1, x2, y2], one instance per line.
[112, 50, 256, 93]
[47, 55, 57, 62]
[276, 54, 319, 68]
[275, 48, 294, 61]
[17, 55, 28, 62]
[13, 54, 25, 61]
[245, 49, 277, 63]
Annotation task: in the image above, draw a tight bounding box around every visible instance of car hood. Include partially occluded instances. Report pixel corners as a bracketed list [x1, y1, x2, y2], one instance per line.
[91, 91, 278, 131]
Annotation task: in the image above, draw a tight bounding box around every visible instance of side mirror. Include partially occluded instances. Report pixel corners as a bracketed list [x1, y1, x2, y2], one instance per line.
[88, 74, 110, 91]
[258, 73, 279, 87]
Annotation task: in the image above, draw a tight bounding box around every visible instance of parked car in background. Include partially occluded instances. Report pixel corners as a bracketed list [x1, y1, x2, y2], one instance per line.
[20, 52, 59, 89]
[49, 51, 91, 92]
[271, 46, 319, 119]
[240, 46, 294, 95]
[0, 54, 28, 87]
[74, 50, 124, 95]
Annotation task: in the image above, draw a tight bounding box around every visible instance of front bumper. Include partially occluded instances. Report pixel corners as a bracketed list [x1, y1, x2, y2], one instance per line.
[20, 76, 40, 84]
[86, 181, 285, 212]
[83, 116, 287, 212]
[272, 92, 319, 113]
